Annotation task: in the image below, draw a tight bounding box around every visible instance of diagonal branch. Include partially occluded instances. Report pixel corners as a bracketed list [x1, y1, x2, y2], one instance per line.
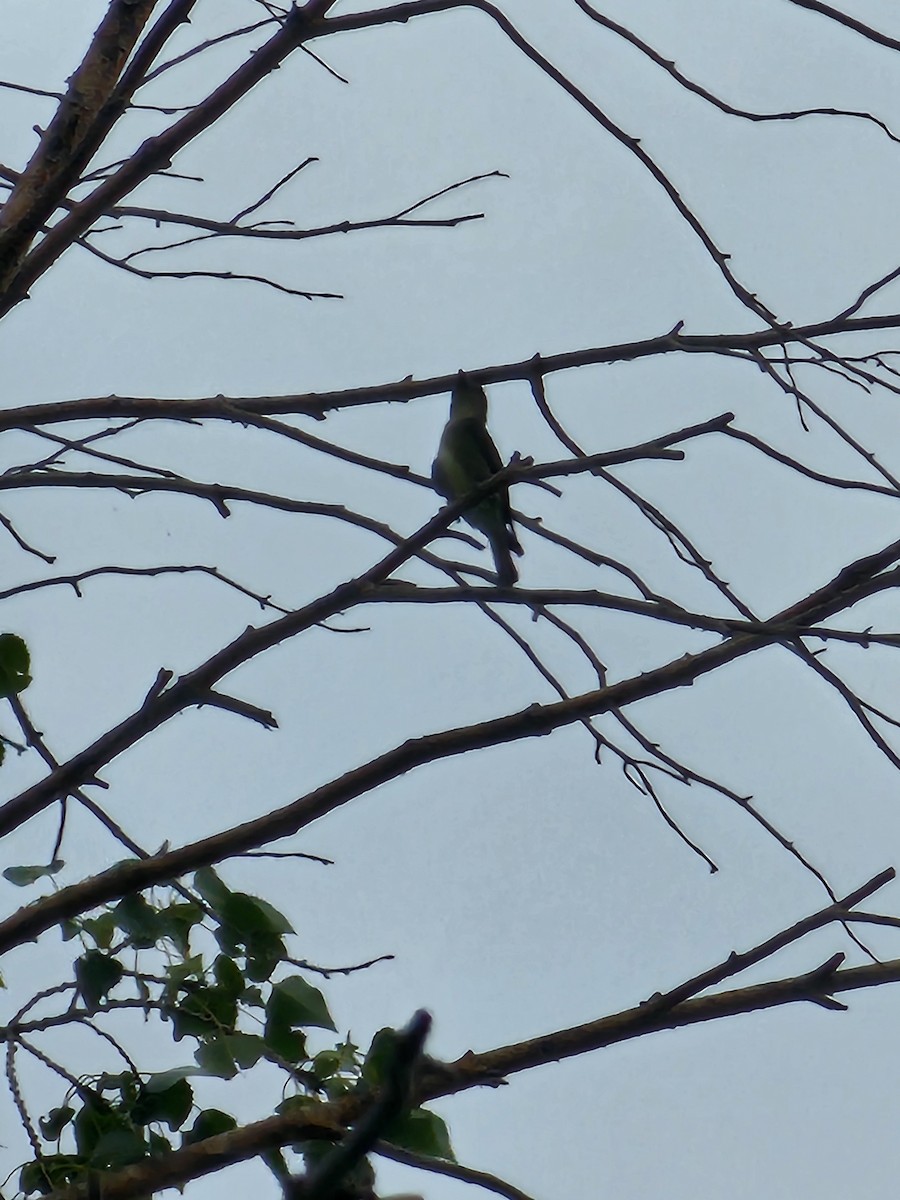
[783, 0, 900, 52]
[35, 867, 900, 1200]
[6, 314, 900, 431]
[2, 522, 900, 952]
[0, 1, 341, 313]
[572, 0, 900, 142]
[0, 0, 159, 286]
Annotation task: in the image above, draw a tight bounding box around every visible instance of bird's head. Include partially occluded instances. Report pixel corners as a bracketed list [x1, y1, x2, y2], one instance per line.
[450, 371, 488, 421]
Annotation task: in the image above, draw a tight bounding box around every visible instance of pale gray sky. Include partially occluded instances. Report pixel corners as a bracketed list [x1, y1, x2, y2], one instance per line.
[3, 3, 900, 1198]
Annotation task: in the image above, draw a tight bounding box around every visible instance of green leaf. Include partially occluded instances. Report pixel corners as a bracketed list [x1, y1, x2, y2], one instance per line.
[363, 1027, 400, 1086]
[267, 975, 336, 1032]
[3, 859, 64, 886]
[217, 891, 294, 939]
[313, 1050, 341, 1081]
[20, 1155, 86, 1196]
[264, 975, 333, 1062]
[113, 893, 160, 949]
[384, 1108, 455, 1161]
[80, 912, 117, 949]
[90, 1128, 148, 1170]
[39, 1106, 75, 1141]
[182, 1109, 237, 1147]
[220, 892, 290, 942]
[335, 1036, 361, 1072]
[75, 951, 124, 1012]
[322, 1076, 355, 1100]
[275, 1094, 313, 1119]
[164, 954, 205, 991]
[245, 935, 286, 983]
[169, 981, 237, 1039]
[192, 1033, 266, 1077]
[0, 633, 30, 696]
[240, 894, 294, 934]
[214, 891, 291, 980]
[96, 1071, 133, 1096]
[193, 867, 231, 911]
[214, 954, 245, 997]
[194, 1036, 238, 1079]
[242, 985, 265, 1008]
[73, 1097, 119, 1158]
[148, 1130, 173, 1157]
[132, 1078, 193, 1130]
[263, 1021, 306, 1064]
[143, 1067, 203, 1092]
[223, 1032, 265, 1069]
[158, 901, 204, 954]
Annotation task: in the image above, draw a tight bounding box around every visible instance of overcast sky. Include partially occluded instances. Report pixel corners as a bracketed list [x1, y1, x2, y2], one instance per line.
[4, 3, 900, 1198]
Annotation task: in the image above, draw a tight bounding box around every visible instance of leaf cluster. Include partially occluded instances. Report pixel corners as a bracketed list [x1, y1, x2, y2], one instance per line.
[14, 865, 450, 1195]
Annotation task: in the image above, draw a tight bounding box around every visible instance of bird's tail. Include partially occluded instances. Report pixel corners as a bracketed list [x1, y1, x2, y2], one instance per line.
[490, 531, 519, 587]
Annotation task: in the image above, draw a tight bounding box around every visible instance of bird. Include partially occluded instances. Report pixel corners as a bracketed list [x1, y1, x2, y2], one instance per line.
[432, 372, 523, 586]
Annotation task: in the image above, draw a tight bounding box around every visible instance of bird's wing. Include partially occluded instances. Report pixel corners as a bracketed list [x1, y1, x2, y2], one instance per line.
[433, 416, 496, 497]
[453, 416, 503, 477]
[431, 447, 453, 500]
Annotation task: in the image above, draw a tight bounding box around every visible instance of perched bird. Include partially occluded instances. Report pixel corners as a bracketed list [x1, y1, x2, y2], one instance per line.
[432, 372, 523, 586]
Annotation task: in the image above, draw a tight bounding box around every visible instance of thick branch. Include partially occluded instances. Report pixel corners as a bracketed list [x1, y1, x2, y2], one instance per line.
[0, 0, 158, 287]
[45, 872, 900, 1199]
[0, 1, 341, 313]
[2, 318, 900, 430]
[2, 525, 899, 952]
